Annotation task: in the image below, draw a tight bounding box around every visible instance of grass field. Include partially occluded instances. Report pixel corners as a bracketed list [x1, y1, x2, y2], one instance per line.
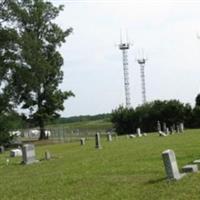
[1, 129, 200, 200]
[47, 119, 112, 131]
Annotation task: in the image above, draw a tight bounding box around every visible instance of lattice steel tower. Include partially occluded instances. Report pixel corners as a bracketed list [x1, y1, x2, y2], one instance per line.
[118, 41, 131, 108]
[137, 58, 147, 104]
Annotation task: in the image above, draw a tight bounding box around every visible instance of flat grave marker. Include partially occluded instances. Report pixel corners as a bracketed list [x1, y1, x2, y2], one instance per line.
[10, 149, 22, 157]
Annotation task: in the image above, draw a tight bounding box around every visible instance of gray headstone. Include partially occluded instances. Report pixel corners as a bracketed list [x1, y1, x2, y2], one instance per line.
[107, 133, 112, 142]
[22, 144, 38, 165]
[176, 125, 180, 133]
[166, 128, 170, 135]
[157, 121, 161, 132]
[162, 149, 185, 180]
[163, 122, 167, 133]
[170, 126, 174, 134]
[80, 138, 85, 145]
[182, 164, 198, 173]
[0, 146, 5, 153]
[95, 132, 102, 149]
[45, 151, 51, 160]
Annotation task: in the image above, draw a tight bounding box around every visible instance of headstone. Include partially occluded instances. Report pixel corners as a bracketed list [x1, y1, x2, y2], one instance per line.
[170, 126, 174, 135]
[136, 128, 142, 137]
[22, 144, 38, 165]
[162, 149, 185, 180]
[143, 133, 147, 136]
[159, 131, 167, 137]
[193, 159, 200, 164]
[129, 134, 136, 138]
[0, 146, 5, 153]
[182, 164, 198, 173]
[45, 151, 51, 160]
[80, 138, 85, 145]
[6, 158, 9, 165]
[107, 133, 112, 142]
[10, 149, 22, 157]
[157, 121, 161, 132]
[95, 132, 102, 149]
[179, 123, 184, 133]
[176, 124, 180, 133]
[166, 128, 170, 135]
[163, 122, 167, 133]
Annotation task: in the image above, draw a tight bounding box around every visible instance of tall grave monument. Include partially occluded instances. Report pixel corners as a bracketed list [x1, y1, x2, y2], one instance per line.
[22, 144, 38, 165]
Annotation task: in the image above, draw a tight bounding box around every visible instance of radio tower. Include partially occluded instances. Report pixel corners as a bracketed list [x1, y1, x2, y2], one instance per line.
[137, 56, 147, 104]
[118, 34, 131, 108]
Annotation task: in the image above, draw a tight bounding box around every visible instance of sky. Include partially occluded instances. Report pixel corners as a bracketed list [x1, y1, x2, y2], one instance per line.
[49, 0, 200, 117]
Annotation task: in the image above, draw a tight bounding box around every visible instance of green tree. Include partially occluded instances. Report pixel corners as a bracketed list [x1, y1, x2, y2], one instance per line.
[111, 100, 191, 134]
[6, 0, 74, 139]
[195, 93, 200, 107]
[0, 3, 19, 144]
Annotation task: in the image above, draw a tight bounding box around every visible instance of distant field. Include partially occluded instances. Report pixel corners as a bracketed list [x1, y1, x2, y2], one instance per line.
[1, 129, 200, 199]
[47, 119, 113, 131]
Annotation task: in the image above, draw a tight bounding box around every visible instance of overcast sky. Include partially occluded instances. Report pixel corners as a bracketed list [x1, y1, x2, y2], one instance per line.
[49, 0, 200, 117]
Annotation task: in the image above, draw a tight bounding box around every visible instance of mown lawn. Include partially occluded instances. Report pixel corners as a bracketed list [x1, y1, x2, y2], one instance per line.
[1, 129, 200, 200]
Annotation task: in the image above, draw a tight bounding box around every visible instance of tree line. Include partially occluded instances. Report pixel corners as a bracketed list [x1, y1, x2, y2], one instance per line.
[49, 113, 111, 125]
[111, 95, 200, 135]
[0, 0, 73, 143]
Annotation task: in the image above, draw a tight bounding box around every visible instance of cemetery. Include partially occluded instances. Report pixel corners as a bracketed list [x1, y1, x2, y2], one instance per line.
[2, 1, 200, 200]
[0, 129, 200, 199]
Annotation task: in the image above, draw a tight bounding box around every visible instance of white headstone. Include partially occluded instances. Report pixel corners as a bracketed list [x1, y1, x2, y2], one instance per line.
[159, 131, 167, 137]
[179, 123, 184, 133]
[129, 134, 136, 138]
[136, 128, 142, 137]
[193, 159, 200, 164]
[10, 149, 22, 157]
[162, 149, 185, 180]
[157, 121, 161, 132]
[22, 144, 38, 165]
[80, 138, 85, 145]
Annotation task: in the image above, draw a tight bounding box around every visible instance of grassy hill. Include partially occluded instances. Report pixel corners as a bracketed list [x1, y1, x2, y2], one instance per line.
[1, 129, 200, 199]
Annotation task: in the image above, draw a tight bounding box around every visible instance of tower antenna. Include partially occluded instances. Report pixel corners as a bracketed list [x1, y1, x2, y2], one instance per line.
[118, 31, 132, 108]
[136, 50, 147, 104]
